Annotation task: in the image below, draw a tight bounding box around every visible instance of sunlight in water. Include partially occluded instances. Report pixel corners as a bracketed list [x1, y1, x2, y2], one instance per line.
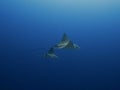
[27, 0, 120, 11]
[29, 0, 119, 6]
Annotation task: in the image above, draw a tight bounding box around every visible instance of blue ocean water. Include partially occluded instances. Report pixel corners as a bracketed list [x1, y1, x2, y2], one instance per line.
[0, 0, 120, 90]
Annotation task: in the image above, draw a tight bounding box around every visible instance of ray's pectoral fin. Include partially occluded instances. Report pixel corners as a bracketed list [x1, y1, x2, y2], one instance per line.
[44, 47, 58, 58]
[54, 33, 70, 49]
[74, 44, 80, 49]
[65, 40, 74, 48]
[48, 47, 54, 54]
[61, 33, 69, 42]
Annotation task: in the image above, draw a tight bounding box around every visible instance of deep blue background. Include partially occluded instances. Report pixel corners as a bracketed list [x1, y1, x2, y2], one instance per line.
[0, 0, 120, 90]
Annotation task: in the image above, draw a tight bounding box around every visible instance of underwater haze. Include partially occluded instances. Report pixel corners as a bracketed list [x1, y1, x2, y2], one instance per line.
[0, 0, 120, 90]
